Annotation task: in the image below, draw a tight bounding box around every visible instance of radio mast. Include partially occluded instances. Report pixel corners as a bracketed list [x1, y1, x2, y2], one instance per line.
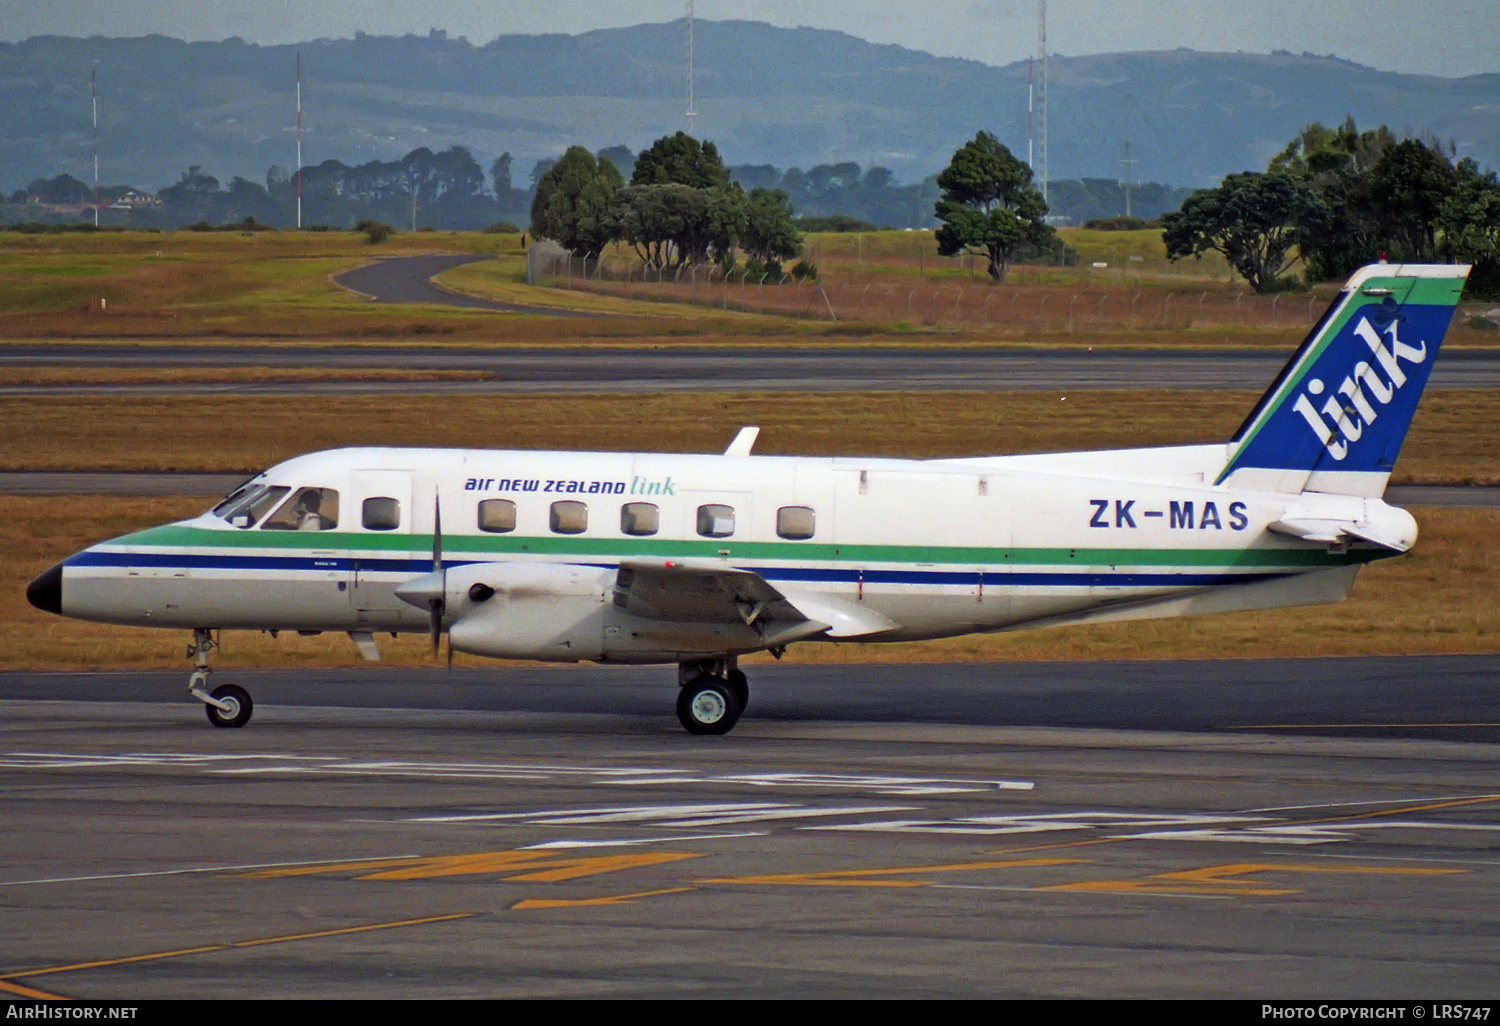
[295, 53, 303, 230]
[685, 2, 698, 133]
[91, 68, 99, 227]
[1037, 0, 1048, 203]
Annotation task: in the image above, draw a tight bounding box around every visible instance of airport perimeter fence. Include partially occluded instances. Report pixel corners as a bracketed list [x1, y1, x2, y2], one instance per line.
[531, 251, 1335, 335]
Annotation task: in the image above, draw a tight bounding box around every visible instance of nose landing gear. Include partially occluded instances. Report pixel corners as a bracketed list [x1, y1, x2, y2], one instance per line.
[186, 628, 254, 729]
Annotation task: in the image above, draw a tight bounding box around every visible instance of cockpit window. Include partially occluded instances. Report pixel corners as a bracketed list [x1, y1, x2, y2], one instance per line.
[210, 478, 261, 517]
[219, 486, 289, 529]
[261, 487, 340, 531]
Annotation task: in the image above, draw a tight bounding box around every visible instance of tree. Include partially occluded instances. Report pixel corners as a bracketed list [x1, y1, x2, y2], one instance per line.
[631, 132, 730, 189]
[597, 145, 636, 181]
[489, 152, 512, 195]
[612, 183, 744, 269]
[1366, 139, 1456, 264]
[933, 132, 1053, 282]
[529, 147, 622, 256]
[740, 188, 801, 266]
[1438, 158, 1500, 299]
[1162, 171, 1317, 293]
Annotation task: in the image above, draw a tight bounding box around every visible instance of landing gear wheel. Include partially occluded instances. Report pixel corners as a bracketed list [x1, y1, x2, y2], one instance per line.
[726, 668, 749, 714]
[205, 683, 253, 729]
[676, 675, 742, 735]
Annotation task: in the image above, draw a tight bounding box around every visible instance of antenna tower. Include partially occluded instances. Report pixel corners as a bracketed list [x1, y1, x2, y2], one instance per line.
[91, 68, 99, 227]
[685, 2, 698, 132]
[295, 54, 303, 230]
[1037, 0, 1048, 203]
[1120, 93, 1136, 218]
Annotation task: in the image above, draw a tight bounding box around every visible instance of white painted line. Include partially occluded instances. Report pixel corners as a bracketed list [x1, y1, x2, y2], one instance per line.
[521, 832, 767, 849]
[1242, 793, 1500, 814]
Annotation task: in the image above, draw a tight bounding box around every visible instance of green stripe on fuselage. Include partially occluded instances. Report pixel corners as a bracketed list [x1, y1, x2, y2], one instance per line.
[103, 523, 1383, 569]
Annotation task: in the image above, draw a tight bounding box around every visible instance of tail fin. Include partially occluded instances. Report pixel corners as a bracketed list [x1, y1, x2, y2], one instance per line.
[1216, 263, 1469, 497]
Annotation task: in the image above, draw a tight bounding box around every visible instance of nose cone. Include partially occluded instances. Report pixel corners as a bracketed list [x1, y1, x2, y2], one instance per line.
[26, 563, 63, 615]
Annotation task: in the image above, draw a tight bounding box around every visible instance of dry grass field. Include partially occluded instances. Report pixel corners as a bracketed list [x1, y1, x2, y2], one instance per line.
[7, 228, 1498, 347]
[1, 390, 1495, 483]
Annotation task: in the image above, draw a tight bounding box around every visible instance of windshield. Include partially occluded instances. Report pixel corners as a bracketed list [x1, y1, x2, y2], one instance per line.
[209, 478, 260, 517]
[215, 486, 290, 528]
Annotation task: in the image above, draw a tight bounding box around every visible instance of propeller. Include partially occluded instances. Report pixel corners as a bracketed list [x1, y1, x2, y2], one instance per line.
[427, 493, 451, 667]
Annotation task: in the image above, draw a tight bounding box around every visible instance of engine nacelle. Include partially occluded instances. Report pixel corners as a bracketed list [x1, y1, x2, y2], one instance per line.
[440, 561, 612, 661]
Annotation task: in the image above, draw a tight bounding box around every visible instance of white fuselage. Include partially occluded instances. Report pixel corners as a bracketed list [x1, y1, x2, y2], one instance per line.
[55, 443, 1401, 663]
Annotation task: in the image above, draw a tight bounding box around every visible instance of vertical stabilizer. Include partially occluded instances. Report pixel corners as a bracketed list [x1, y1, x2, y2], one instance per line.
[1217, 264, 1469, 497]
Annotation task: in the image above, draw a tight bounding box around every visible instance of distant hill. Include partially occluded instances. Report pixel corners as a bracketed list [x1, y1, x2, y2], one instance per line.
[4, 20, 1498, 194]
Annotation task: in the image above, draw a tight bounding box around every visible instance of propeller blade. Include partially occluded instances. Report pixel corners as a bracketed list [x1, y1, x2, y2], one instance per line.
[429, 492, 445, 656]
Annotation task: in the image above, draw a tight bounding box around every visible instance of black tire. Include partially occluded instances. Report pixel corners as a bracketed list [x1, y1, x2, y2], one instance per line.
[205, 683, 253, 729]
[726, 668, 749, 714]
[676, 675, 742, 735]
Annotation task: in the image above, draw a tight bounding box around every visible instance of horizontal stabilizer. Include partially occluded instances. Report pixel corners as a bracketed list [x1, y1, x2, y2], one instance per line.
[1267, 494, 1418, 552]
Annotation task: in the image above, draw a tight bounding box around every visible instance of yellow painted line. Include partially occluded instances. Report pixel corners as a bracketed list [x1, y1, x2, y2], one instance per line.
[512, 887, 699, 910]
[1046, 861, 1462, 897]
[228, 913, 476, 948]
[695, 857, 1084, 889]
[3, 944, 225, 979]
[1, 913, 474, 981]
[1308, 794, 1500, 825]
[0, 976, 71, 1000]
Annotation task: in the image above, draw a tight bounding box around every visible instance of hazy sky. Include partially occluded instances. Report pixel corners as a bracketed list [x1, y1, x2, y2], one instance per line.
[4, 1, 1497, 78]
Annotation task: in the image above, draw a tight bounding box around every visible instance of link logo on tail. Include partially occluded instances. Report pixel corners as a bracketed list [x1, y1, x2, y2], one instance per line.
[1218, 264, 1469, 497]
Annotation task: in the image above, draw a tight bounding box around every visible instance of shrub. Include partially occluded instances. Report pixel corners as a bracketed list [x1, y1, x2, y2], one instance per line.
[354, 219, 394, 244]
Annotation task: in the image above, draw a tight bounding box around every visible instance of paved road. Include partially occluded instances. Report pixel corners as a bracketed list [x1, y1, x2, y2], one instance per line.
[5, 343, 1500, 395]
[333, 253, 577, 315]
[0, 655, 1496, 998]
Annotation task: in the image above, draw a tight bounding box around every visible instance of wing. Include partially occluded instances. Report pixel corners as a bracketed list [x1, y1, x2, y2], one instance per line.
[613, 557, 898, 645]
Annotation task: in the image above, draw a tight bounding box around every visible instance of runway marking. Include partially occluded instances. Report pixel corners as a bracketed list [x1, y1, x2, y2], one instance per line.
[695, 857, 1084, 889]
[242, 849, 701, 883]
[410, 802, 920, 829]
[0, 913, 474, 984]
[1308, 794, 1500, 824]
[0, 976, 70, 1000]
[5, 750, 1021, 795]
[522, 832, 766, 849]
[1045, 861, 1463, 898]
[0, 853, 422, 888]
[512, 887, 699, 910]
[809, 811, 1263, 837]
[1245, 793, 1500, 814]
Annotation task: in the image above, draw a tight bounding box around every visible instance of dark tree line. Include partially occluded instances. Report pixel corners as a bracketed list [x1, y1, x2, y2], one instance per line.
[529, 133, 807, 276]
[1164, 119, 1500, 296]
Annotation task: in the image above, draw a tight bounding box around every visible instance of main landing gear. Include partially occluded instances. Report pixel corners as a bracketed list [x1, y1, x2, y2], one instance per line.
[676, 659, 749, 736]
[186, 628, 254, 729]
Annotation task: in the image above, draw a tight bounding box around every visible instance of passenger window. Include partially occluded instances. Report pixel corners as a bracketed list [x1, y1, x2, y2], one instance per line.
[777, 505, 816, 540]
[262, 487, 339, 531]
[620, 502, 659, 536]
[697, 504, 735, 538]
[362, 496, 401, 531]
[478, 499, 516, 533]
[550, 500, 588, 534]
